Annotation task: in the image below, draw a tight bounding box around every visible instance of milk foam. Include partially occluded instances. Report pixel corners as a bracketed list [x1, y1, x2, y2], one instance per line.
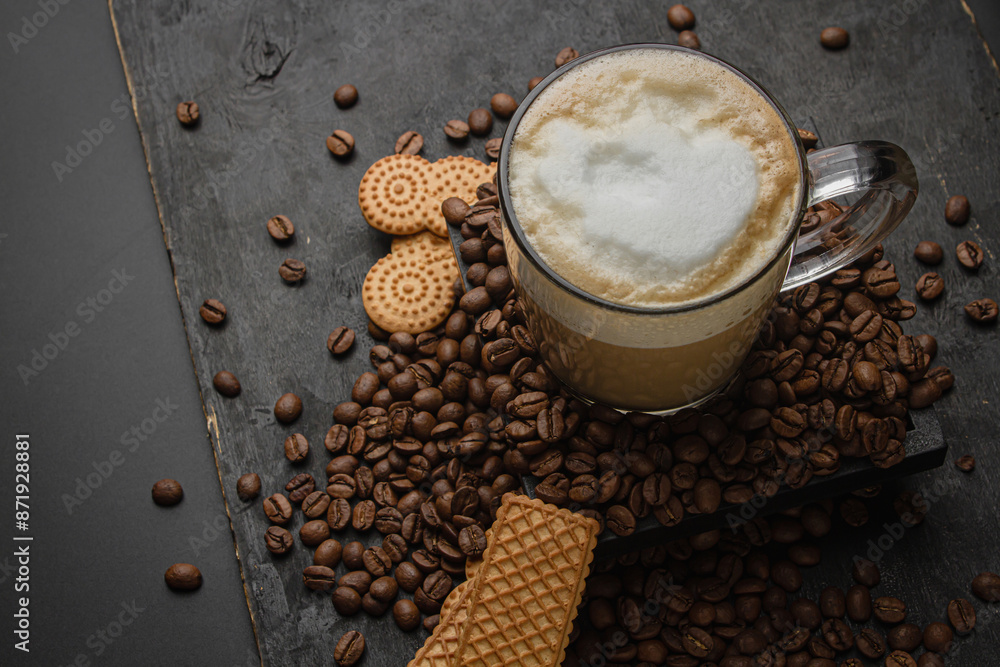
[508, 48, 802, 308]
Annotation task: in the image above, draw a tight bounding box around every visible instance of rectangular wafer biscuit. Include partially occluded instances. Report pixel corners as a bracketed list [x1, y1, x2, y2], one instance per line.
[455, 494, 599, 667]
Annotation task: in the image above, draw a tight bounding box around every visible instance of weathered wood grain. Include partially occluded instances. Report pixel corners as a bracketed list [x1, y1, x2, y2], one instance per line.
[110, 0, 1000, 664]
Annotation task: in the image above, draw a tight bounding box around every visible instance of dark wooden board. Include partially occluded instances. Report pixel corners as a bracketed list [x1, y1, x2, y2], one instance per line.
[109, 0, 1000, 664]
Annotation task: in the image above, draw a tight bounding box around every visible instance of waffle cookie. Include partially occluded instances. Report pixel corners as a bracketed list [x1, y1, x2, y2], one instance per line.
[409, 494, 600, 667]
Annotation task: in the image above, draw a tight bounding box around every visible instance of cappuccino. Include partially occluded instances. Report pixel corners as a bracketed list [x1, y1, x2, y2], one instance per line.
[508, 48, 801, 308]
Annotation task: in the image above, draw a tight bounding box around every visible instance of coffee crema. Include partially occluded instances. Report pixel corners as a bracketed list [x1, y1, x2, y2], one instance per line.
[508, 48, 802, 308]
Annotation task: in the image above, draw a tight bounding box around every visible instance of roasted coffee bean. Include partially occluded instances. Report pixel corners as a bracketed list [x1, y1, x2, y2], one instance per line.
[527, 76, 544, 91]
[442, 197, 472, 228]
[151, 478, 183, 506]
[265, 526, 293, 554]
[797, 128, 819, 149]
[176, 101, 200, 126]
[855, 628, 886, 659]
[362, 546, 392, 577]
[302, 565, 337, 591]
[332, 586, 361, 615]
[821, 618, 853, 651]
[458, 525, 487, 556]
[923, 622, 953, 653]
[263, 494, 293, 524]
[313, 539, 342, 569]
[369, 575, 399, 603]
[394, 130, 423, 155]
[375, 506, 403, 534]
[164, 563, 202, 591]
[852, 558, 881, 587]
[395, 561, 423, 593]
[286, 474, 315, 505]
[873, 596, 906, 624]
[444, 119, 470, 140]
[956, 240, 984, 269]
[886, 650, 917, 667]
[820, 26, 849, 49]
[606, 505, 637, 537]
[393, 598, 421, 631]
[422, 570, 453, 601]
[914, 241, 943, 265]
[213, 370, 241, 397]
[333, 630, 365, 666]
[965, 298, 998, 323]
[237, 473, 261, 501]
[972, 571, 1000, 602]
[326, 130, 355, 157]
[279, 257, 308, 283]
[353, 500, 377, 531]
[284, 433, 309, 463]
[819, 586, 845, 618]
[846, 584, 871, 622]
[887, 623, 922, 651]
[947, 597, 976, 634]
[484, 137, 502, 159]
[490, 93, 518, 118]
[555, 46, 579, 66]
[954, 454, 976, 472]
[327, 498, 351, 530]
[334, 84, 358, 108]
[327, 327, 356, 355]
[299, 519, 330, 547]
[667, 4, 696, 29]
[945, 194, 971, 225]
[467, 108, 493, 135]
[274, 392, 303, 423]
[339, 569, 372, 595]
[677, 30, 700, 49]
[327, 473, 357, 499]
[265, 215, 295, 243]
[199, 298, 227, 324]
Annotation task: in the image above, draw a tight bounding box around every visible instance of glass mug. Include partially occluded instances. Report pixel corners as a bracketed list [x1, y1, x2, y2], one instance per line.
[496, 44, 918, 413]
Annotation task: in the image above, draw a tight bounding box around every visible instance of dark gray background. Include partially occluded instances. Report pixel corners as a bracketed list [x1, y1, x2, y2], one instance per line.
[0, 1, 998, 665]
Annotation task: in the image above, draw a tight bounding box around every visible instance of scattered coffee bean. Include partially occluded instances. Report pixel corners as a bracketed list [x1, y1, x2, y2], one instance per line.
[954, 454, 976, 472]
[279, 258, 307, 283]
[199, 298, 227, 324]
[394, 131, 423, 155]
[485, 137, 502, 159]
[555, 47, 579, 67]
[236, 473, 261, 501]
[947, 597, 976, 634]
[972, 571, 1000, 602]
[490, 93, 518, 118]
[914, 241, 943, 265]
[965, 298, 998, 323]
[151, 478, 183, 506]
[915, 272, 944, 301]
[852, 558, 881, 587]
[527, 76, 544, 91]
[847, 584, 872, 622]
[945, 194, 970, 225]
[164, 563, 202, 591]
[328, 326, 356, 355]
[302, 565, 337, 591]
[956, 240, 984, 270]
[213, 370, 241, 397]
[266, 215, 295, 242]
[923, 622, 953, 653]
[797, 128, 819, 148]
[442, 197, 471, 226]
[393, 599, 420, 631]
[263, 493, 293, 524]
[467, 108, 493, 135]
[667, 4, 695, 29]
[888, 623, 922, 652]
[677, 30, 700, 49]
[314, 539, 342, 568]
[369, 575, 398, 603]
[606, 505, 636, 537]
[300, 520, 330, 547]
[873, 596, 907, 624]
[326, 130, 355, 157]
[820, 26, 850, 49]
[334, 84, 358, 108]
[856, 628, 886, 659]
[342, 542, 365, 571]
[176, 101, 199, 126]
[886, 650, 917, 667]
[333, 630, 365, 666]
[284, 433, 309, 463]
[332, 586, 362, 615]
[443, 119, 470, 140]
[395, 561, 423, 593]
[274, 393, 303, 423]
[265, 526, 293, 554]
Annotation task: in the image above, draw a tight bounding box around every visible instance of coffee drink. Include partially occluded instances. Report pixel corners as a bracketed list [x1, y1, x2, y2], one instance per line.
[503, 46, 803, 411]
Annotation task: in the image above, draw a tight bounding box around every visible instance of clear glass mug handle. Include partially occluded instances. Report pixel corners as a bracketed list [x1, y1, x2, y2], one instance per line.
[782, 141, 919, 291]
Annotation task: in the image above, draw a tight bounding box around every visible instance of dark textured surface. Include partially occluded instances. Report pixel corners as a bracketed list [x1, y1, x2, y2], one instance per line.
[1, 0, 999, 665]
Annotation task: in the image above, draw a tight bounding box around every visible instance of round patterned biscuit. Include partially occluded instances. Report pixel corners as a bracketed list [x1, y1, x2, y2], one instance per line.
[358, 154, 437, 236]
[425, 157, 497, 237]
[390, 231, 455, 264]
[362, 251, 459, 334]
